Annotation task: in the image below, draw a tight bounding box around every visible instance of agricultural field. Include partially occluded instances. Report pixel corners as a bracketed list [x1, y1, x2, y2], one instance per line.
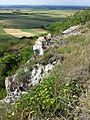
[3, 28, 47, 38]
[0, 9, 76, 51]
[0, 9, 76, 28]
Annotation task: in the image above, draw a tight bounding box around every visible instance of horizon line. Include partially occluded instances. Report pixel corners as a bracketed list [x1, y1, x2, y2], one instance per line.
[0, 5, 89, 6]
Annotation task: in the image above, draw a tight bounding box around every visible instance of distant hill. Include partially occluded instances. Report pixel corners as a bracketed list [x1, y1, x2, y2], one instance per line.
[0, 5, 89, 10]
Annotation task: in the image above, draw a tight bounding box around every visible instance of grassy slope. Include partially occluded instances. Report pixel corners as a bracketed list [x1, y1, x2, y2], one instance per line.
[0, 9, 90, 119]
[0, 9, 75, 95]
[0, 27, 20, 50]
[0, 21, 90, 120]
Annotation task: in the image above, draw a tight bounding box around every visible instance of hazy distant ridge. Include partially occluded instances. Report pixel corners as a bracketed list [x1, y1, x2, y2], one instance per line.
[0, 5, 88, 10]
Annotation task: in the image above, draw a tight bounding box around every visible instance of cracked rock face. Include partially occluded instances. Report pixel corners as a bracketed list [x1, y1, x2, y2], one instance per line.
[33, 33, 52, 56]
[4, 56, 61, 103]
[4, 33, 63, 103]
[62, 25, 80, 34]
[33, 37, 45, 56]
[62, 25, 81, 38]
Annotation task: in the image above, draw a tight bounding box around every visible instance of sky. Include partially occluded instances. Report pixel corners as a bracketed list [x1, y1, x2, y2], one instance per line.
[0, 0, 90, 6]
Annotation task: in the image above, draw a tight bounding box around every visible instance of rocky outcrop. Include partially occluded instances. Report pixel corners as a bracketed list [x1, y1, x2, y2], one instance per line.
[62, 25, 81, 38]
[4, 26, 80, 103]
[33, 37, 45, 56]
[62, 25, 80, 34]
[4, 54, 63, 103]
[52, 25, 81, 42]
[4, 33, 54, 103]
[33, 33, 52, 56]
[4, 25, 80, 103]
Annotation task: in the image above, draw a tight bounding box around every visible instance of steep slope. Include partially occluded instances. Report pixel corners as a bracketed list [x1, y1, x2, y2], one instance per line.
[0, 8, 90, 120]
[0, 21, 90, 120]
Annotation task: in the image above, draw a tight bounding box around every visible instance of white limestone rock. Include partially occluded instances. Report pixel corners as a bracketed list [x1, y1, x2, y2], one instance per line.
[33, 37, 44, 56]
[46, 33, 52, 40]
[62, 25, 80, 34]
[4, 58, 60, 103]
[33, 34, 52, 56]
[45, 64, 53, 73]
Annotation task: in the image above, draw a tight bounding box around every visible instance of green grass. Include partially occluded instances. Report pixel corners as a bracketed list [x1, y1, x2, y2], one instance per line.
[0, 27, 20, 50]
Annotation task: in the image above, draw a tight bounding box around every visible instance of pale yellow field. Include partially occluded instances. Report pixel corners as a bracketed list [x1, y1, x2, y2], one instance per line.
[3, 28, 47, 38]
[3, 28, 34, 38]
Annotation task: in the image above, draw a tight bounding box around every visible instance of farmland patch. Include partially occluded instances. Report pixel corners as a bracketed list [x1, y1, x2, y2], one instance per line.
[3, 28, 48, 38]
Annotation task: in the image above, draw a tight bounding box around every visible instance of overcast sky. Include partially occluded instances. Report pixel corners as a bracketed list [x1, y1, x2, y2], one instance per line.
[0, 0, 90, 6]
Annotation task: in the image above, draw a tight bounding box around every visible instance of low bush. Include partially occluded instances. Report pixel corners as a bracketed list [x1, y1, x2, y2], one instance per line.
[48, 9, 90, 34]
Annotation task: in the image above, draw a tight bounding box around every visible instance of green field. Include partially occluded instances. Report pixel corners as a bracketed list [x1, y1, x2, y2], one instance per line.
[0, 27, 18, 49]
[0, 9, 76, 28]
[0, 9, 76, 51]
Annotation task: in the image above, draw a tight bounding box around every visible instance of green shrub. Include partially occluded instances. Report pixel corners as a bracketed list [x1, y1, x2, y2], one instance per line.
[48, 9, 90, 34]
[20, 46, 34, 64]
[0, 88, 6, 99]
[0, 54, 21, 91]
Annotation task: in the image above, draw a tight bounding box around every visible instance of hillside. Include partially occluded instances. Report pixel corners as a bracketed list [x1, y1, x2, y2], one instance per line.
[0, 8, 90, 120]
[0, 9, 75, 100]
